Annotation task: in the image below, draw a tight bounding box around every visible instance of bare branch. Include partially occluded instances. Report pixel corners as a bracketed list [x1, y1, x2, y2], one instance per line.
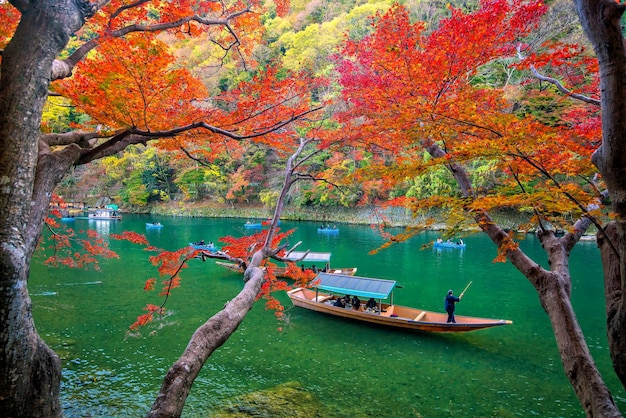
[516, 44, 600, 106]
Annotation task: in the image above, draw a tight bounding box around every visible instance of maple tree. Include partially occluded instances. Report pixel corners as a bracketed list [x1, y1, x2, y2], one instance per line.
[0, 0, 328, 416]
[333, 0, 620, 415]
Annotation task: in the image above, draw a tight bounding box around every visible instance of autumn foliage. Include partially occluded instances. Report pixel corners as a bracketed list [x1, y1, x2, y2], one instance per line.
[334, 0, 602, 237]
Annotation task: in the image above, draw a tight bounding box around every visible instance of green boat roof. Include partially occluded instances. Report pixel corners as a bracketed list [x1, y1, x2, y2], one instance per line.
[284, 251, 331, 263]
[311, 273, 396, 299]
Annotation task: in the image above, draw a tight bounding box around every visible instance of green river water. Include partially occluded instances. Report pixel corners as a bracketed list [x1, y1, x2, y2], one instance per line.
[30, 215, 626, 417]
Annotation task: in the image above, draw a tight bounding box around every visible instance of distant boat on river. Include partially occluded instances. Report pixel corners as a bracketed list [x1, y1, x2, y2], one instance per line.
[288, 273, 512, 333]
[317, 226, 339, 234]
[146, 222, 163, 228]
[434, 239, 465, 249]
[244, 221, 263, 228]
[85, 204, 122, 220]
[189, 241, 219, 252]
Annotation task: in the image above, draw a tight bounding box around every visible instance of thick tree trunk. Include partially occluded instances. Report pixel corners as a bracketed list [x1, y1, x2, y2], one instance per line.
[0, 1, 88, 416]
[598, 222, 626, 387]
[575, 0, 626, 391]
[146, 263, 267, 418]
[476, 214, 620, 416]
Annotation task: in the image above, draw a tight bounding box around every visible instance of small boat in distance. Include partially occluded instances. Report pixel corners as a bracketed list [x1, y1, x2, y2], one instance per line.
[216, 251, 357, 278]
[244, 221, 263, 228]
[146, 222, 163, 228]
[317, 225, 339, 234]
[287, 273, 512, 333]
[434, 239, 466, 249]
[189, 241, 219, 252]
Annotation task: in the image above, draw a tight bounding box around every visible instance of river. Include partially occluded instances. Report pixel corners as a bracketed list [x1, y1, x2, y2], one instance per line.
[30, 214, 626, 417]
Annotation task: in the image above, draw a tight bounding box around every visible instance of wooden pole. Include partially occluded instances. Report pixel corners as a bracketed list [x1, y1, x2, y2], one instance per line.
[460, 281, 473, 298]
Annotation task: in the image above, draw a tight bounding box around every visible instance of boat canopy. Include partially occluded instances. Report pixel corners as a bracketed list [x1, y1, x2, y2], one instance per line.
[284, 251, 331, 263]
[311, 273, 396, 299]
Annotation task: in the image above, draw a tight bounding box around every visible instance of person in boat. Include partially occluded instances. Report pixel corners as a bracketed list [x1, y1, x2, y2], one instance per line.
[366, 298, 377, 310]
[334, 297, 345, 308]
[444, 289, 461, 323]
[457, 239, 464, 245]
[343, 295, 352, 308]
[436, 238, 443, 243]
[351, 295, 361, 310]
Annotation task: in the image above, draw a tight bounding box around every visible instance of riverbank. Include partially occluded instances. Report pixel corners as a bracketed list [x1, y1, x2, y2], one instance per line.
[136, 201, 532, 230]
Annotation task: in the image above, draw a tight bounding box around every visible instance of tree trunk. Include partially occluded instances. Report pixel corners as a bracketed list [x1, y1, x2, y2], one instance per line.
[575, 0, 626, 391]
[146, 264, 267, 417]
[0, 1, 88, 416]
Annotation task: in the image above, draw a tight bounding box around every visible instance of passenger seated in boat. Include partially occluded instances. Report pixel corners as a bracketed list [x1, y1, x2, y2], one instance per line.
[334, 297, 345, 308]
[366, 298, 377, 310]
[351, 295, 361, 310]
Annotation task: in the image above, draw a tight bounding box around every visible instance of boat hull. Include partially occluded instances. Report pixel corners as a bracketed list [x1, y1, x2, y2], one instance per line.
[287, 288, 511, 333]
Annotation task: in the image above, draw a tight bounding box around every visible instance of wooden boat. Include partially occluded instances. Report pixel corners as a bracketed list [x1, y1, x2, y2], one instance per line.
[317, 226, 339, 234]
[434, 241, 466, 249]
[287, 273, 512, 333]
[189, 241, 219, 252]
[216, 251, 357, 278]
[146, 222, 163, 228]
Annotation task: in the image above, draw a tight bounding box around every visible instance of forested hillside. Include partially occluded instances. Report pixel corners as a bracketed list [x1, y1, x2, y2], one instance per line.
[51, 0, 589, 228]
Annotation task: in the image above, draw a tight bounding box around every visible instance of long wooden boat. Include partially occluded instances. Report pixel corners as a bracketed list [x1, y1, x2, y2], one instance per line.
[216, 251, 357, 278]
[287, 273, 512, 333]
[317, 227, 339, 234]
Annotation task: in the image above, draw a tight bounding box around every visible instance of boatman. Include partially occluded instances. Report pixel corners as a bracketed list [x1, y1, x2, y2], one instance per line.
[444, 290, 461, 323]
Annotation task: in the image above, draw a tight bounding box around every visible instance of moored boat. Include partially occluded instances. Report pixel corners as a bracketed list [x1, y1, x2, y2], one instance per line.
[216, 251, 357, 278]
[86, 204, 122, 220]
[287, 273, 512, 333]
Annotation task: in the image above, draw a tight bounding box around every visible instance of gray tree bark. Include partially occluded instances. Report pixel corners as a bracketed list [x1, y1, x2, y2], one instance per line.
[423, 137, 620, 415]
[0, 1, 91, 416]
[575, 0, 626, 393]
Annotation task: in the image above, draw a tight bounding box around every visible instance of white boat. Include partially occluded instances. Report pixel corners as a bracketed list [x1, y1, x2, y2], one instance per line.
[87, 204, 122, 220]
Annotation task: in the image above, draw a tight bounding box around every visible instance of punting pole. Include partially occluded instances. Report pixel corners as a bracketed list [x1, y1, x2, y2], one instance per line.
[460, 281, 473, 298]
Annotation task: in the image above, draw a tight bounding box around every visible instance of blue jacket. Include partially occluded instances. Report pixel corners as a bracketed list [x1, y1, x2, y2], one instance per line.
[444, 294, 460, 311]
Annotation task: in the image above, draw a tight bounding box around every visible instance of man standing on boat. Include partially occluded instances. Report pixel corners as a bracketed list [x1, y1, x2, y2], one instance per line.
[445, 290, 461, 323]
